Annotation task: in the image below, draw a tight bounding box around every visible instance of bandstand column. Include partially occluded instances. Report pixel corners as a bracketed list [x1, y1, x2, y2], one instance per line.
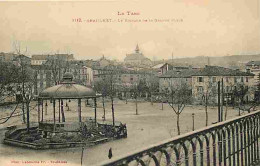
[59, 99, 61, 123]
[37, 99, 40, 123]
[53, 99, 56, 132]
[41, 100, 44, 122]
[78, 99, 81, 122]
[61, 99, 65, 122]
[45, 101, 48, 115]
[94, 98, 97, 125]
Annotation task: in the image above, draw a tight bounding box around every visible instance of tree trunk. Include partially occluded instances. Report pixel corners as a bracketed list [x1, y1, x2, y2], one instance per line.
[26, 102, 30, 133]
[205, 96, 208, 126]
[151, 94, 153, 105]
[102, 96, 106, 120]
[177, 113, 180, 135]
[135, 96, 138, 115]
[111, 97, 115, 127]
[22, 100, 25, 123]
[238, 101, 241, 116]
[225, 100, 228, 120]
[161, 101, 164, 110]
[81, 147, 84, 166]
[205, 105, 208, 126]
[125, 92, 128, 104]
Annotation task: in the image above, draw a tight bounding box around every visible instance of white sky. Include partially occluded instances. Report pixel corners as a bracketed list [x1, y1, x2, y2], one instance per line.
[0, 0, 259, 61]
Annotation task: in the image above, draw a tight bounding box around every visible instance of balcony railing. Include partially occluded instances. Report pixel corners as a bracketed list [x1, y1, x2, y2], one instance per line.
[98, 110, 260, 166]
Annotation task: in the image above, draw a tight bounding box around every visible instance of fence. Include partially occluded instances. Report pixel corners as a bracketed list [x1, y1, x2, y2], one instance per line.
[99, 110, 260, 166]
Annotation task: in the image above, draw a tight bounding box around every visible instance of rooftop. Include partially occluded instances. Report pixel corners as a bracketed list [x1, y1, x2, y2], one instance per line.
[193, 65, 254, 76]
[160, 65, 254, 78]
[31, 54, 74, 60]
[246, 61, 260, 66]
[39, 73, 97, 99]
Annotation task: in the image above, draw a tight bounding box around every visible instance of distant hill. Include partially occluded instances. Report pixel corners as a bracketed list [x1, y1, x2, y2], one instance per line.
[159, 54, 260, 69]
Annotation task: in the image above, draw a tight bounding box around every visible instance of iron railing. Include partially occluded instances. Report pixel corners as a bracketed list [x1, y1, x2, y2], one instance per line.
[99, 110, 260, 166]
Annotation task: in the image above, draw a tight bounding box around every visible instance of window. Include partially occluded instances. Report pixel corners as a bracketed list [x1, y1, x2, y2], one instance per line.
[130, 77, 133, 81]
[246, 77, 248, 82]
[212, 77, 216, 83]
[198, 77, 203, 82]
[197, 86, 204, 92]
[241, 77, 244, 83]
[225, 77, 229, 83]
[226, 86, 230, 93]
[234, 77, 237, 83]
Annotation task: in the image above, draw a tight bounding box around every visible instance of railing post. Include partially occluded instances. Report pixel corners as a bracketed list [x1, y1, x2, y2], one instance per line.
[236, 123, 240, 166]
[150, 153, 160, 166]
[218, 131, 222, 166]
[191, 141, 197, 166]
[198, 137, 204, 166]
[256, 116, 260, 163]
[204, 135, 210, 166]
[212, 133, 217, 166]
[136, 157, 146, 166]
[182, 143, 189, 166]
[227, 128, 232, 166]
[253, 117, 257, 164]
[173, 147, 181, 166]
[247, 120, 251, 165]
[240, 122, 244, 166]
[244, 120, 248, 166]
[231, 126, 236, 166]
[250, 118, 254, 165]
[160, 149, 171, 166]
[223, 130, 227, 166]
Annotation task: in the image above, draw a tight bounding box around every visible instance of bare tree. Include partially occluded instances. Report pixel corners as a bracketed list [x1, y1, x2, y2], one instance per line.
[13, 41, 35, 132]
[198, 79, 215, 126]
[93, 79, 108, 120]
[147, 75, 159, 105]
[44, 55, 66, 86]
[232, 84, 255, 115]
[99, 66, 118, 126]
[167, 83, 192, 135]
[0, 61, 19, 103]
[107, 71, 116, 127]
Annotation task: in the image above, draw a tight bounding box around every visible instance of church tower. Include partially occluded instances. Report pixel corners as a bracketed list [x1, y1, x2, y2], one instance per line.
[135, 44, 140, 53]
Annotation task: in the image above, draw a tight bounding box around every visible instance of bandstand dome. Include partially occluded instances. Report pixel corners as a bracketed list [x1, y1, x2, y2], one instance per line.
[38, 72, 97, 99]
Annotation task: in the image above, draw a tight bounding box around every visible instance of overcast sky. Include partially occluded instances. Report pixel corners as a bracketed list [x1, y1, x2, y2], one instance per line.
[0, 0, 259, 61]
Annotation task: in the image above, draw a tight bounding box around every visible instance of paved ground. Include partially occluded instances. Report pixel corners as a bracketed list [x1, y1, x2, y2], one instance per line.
[0, 99, 253, 166]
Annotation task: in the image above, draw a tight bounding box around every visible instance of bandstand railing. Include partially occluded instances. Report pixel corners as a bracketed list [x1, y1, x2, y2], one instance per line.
[99, 110, 260, 166]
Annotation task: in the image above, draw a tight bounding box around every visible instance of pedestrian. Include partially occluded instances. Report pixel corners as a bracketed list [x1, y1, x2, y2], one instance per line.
[108, 147, 113, 159]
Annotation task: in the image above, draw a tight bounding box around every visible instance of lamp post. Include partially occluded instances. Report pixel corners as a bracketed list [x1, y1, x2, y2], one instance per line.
[192, 113, 195, 131]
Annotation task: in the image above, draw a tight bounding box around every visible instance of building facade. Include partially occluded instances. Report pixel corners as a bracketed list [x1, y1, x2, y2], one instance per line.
[159, 66, 255, 104]
[246, 61, 260, 86]
[31, 54, 74, 66]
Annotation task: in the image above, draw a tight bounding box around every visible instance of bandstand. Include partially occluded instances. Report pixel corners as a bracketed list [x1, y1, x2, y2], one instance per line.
[37, 72, 99, 135]
[4, 72, 127, 149]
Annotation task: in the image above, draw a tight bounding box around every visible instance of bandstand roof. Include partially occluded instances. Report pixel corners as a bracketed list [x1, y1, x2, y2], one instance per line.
[38, 72, 97, 99]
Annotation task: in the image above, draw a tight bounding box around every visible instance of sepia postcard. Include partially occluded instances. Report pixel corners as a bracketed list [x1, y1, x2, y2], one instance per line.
[0, 0, 260, 166]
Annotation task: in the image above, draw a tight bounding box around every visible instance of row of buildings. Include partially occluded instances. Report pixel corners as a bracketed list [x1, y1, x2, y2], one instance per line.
[0, 45, 259, 105]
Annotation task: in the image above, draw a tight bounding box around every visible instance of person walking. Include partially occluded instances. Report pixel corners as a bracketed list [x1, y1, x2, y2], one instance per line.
[108, 147, 113, 159]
